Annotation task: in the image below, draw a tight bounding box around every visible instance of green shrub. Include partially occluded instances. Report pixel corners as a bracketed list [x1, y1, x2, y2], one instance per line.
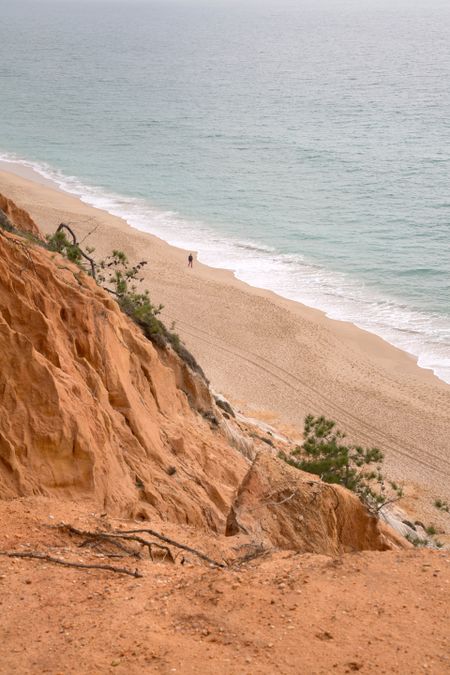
[279, 415, 403, 513]
[44, 231, 204, 376]
[98, 251, 164, 336]
[405, 533, 428, 548]
[434, 499, 449, 513]
[0, 208, 15, 233]
[119, 290, 163, 335]
[46, 231, 82, 265]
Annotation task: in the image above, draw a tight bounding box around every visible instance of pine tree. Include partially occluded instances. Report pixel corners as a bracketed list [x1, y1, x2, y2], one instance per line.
[279, 415, 403, 513]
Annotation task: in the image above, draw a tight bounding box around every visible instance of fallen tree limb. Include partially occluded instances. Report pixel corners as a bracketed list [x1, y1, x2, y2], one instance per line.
[101, 533, 174, 563]
[0, 551, 142, 578]
[120, 528, 226, 568]
[233, 544, 271, 565]
[85, 532, 173, 563]
[79, 534, 141, 558]
[57, 523, 226, 568]
[57, 523, 224, 568]
[60, 525, 174, 563]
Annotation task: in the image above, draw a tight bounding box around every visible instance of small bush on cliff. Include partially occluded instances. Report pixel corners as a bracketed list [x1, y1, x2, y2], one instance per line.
[279, 415, 403, 514]
[44, 228, 204, 376]
[0, 208, 15, 233]
[101, 251, 204, 374]
[97, 250, 164, 335]
[405, 533, 428, 548]
[46, 230, 83, 265]
[434, 498, 449, 513]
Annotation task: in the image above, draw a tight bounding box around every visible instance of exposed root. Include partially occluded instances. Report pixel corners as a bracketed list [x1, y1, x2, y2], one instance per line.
[60, 525, 175, 563]
[58, 524, 224, 568]
[120, 528, 226, 568]
[0, 551, 142, 578]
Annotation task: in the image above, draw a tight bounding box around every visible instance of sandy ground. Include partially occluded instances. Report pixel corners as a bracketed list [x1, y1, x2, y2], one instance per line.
[0, 498, 449, 675]
[1, 165, 450, 525]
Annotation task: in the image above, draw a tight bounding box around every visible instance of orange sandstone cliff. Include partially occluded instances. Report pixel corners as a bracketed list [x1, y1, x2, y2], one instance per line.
[0, 196, 403, 554]
[0, 192, 43, 239]
[0, 216, 248, 530]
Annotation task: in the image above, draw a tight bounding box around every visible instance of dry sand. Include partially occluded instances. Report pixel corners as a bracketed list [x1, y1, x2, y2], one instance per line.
[1, 498, 449, 675]
[1, 164, 449, 521]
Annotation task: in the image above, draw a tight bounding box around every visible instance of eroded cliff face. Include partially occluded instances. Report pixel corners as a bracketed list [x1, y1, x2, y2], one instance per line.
[0, 197, 406, 553]
[0, 217, 248, 529]
[0, 192, 43, 239]
[226, 453, 407, 554]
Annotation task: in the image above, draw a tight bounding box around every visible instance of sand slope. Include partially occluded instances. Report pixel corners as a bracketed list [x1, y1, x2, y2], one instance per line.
[0, 499, 449, 675]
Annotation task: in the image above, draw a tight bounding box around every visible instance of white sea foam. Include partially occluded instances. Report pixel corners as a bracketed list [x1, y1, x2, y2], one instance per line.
[1, 151, 450, 384]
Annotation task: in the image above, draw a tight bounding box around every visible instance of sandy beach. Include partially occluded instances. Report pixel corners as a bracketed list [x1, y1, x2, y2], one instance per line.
[1, 164, 449, 519]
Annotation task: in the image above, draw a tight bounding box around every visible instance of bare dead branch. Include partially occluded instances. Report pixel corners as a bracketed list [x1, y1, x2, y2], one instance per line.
[119, 528, 226, 568]
[79, 536, 141, 558]
[104, 286, 120, 297]
[79, 221, 100, 245]
[56, 223, 97, 279]
[0, 551, 142, 578]
[56, 523, 223, 568]
[263, 490, 298, 507]
[59, 525, 175, 564]
[94, 533, 174, 563]
[375, 495, 403, 514]
[233, 545, 271, 565]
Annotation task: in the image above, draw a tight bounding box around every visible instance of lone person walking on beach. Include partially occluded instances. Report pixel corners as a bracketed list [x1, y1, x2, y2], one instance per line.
[188, 253, 193, 268]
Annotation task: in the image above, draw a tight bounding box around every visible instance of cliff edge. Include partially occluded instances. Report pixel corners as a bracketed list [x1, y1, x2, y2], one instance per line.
[0, 202, 248, 530]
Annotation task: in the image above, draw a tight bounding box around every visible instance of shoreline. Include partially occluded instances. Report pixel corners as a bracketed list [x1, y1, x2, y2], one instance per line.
[1, 163, 450, 518]
[1, 157, 448, 387]
[0, 158, 436, 381]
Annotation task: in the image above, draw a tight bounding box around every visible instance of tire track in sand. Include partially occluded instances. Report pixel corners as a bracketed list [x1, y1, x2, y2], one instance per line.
[164, 314, 450, 477]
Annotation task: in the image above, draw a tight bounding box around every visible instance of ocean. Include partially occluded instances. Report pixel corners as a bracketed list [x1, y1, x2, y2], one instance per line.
[1, 0, 449, 382]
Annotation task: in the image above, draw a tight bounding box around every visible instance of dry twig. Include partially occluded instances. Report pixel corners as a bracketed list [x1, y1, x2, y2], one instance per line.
[60, 525, 175, 563]
[120, 528, 226, 568]
[233, 544, 271, 565]
[57, 523, 224, 568]
[0, 551, 141, 578]
[79, 536, 140, 558]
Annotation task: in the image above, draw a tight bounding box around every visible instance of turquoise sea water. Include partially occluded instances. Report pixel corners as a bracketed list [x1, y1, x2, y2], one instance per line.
[1, 0, 449, 381]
